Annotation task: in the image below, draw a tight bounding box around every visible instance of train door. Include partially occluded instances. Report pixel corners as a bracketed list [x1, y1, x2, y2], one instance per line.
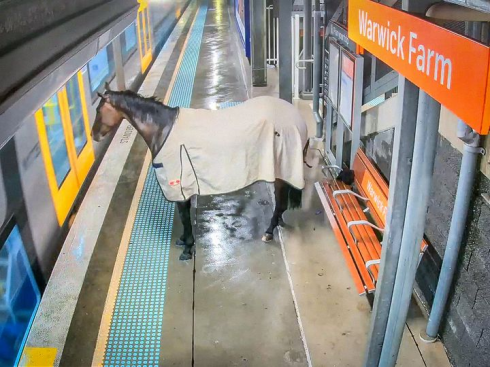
[137, 0, 153, 73]
[35, 71, 95, 225]
[0, 221, 40, 367]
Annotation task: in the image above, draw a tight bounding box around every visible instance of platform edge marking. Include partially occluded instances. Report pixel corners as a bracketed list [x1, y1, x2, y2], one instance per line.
[163, 4, 200, 106]
[92, 4, 207, 366]
[23, 4, 194, 366]
[18, 347, 57, 367]
[91, 151, 152, 367]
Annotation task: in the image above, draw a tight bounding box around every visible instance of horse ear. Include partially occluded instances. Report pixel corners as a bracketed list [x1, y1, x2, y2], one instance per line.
[105, 82, 112, 92]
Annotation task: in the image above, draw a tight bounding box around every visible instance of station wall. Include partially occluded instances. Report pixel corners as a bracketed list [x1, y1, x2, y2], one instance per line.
[361, 96, 490, 367]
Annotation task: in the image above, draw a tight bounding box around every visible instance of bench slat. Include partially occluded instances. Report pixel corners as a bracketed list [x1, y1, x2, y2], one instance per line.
[324, 183, 376, 293]
[317, 148, 431, 294]
[329, 179, 383, 280]
[315, 183, 367, 295]
[333, 181, 383, 260]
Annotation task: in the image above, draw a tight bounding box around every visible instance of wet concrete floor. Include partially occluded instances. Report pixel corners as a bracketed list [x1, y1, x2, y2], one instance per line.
[59, 0, 452, 365]
[164, 1, 307, 365]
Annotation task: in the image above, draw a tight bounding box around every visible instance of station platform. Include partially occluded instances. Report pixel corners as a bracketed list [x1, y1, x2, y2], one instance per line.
[21, 1, 451, 366]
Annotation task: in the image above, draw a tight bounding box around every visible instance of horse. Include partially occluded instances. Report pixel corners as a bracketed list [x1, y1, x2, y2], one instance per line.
[91, 83, 309, 261]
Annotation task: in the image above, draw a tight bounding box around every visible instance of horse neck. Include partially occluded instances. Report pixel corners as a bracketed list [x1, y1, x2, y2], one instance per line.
[123, 111, 161, 156]
[113, 97, 176, 157]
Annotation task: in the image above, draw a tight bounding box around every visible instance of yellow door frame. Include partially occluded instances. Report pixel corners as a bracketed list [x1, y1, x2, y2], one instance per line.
[137, 0, 153, 73]
[35, 71, 95, 225]
[64, 72, 95, 187]
[35, 92, 79, 226]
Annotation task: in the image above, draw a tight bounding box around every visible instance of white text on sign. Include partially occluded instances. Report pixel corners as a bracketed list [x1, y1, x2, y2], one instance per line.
[358, 10, 453, 89]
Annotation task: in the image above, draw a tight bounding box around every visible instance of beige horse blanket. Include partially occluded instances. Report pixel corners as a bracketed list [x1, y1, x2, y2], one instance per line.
[152, 96, 308, 202]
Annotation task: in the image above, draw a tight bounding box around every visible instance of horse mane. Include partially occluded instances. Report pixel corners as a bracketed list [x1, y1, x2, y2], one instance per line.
[107, 90, 178, 118]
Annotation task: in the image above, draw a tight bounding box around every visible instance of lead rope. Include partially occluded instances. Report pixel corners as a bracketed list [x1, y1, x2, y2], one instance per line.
[191, 197, 197, 367]
[303, 139, 313, 168]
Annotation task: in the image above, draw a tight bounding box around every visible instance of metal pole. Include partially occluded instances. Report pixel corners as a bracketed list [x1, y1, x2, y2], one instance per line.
[251, 0, 267, 86]
[272, 9, 276, 63]
[422, 21, 484, 343]
[274, 15, 278, 63]
[423, 130, 481, 341]
[304, 0, 312, 92]
[112, 36, 126, 90]
[379, 91, 441, 367]
[266, 7, 271, 64]
[312, 0, 322, 137]
[294, 14, 300, 99]
[363, 77, 419, 367]
[278, 0, 293, 102]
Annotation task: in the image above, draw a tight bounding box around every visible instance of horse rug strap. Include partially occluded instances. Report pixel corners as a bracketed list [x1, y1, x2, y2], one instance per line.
[152, 96, 308, 202]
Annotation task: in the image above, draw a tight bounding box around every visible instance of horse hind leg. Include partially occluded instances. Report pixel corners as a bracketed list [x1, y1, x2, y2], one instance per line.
[262, 180, 289, 242]
[176, 200, 195, 260]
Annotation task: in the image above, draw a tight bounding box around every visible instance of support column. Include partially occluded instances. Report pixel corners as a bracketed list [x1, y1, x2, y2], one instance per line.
[278, 0, 292, 102]
[424, 135, 481, 341]
[304, 0, 312, 92]
[251, 0, 267, 86]
[312, 0, 322, 137]
[422, 20, 485, 344]
[112, 37, 126, 91]
[379, 91, 441, 367]
[363, 77, 419, 367]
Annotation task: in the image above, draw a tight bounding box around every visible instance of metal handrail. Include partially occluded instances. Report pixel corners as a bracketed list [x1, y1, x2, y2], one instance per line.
[347, 220, 385, 244]
[366, 259, 381, 285]
[295, 59, 314, 70]
[332, 189, 369, 210]
[321, 164, 342, 177]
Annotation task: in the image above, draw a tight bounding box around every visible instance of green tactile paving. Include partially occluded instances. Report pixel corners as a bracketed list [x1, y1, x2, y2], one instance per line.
[218, 101, 242, 109]
[104, 169, 173, 367]
[168, 2, 209, 108]
[102, 2, 209, 366]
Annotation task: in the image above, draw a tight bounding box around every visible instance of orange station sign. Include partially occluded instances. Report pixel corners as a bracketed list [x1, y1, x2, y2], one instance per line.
[348, 0, 490, 135]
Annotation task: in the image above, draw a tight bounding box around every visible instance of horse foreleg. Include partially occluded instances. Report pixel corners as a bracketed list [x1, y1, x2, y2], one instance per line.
[262, 180, 289, 242]
[176, 200, 194, 260]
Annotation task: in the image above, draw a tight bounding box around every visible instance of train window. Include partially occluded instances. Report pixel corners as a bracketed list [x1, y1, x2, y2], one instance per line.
[35, 71, 94, 225]
[40, 95, 71, 187]
[144, 7, 152, 51]
[64, 72, 95, 189]
[122, 23, 138, 63]
[88, 45, 115, 95]
[0, 223, 40, 367]
[137, 0, 153, 73]
[66, 75, 87, 156]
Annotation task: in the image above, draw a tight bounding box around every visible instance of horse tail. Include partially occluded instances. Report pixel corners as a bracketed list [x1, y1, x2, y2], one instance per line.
[287, 185, 303, 210]
[303, 139, 312, 168]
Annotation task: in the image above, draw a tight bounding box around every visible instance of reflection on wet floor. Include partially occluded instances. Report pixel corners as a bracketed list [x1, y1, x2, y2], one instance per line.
[191, 0, 248, 109]
[186, 1, 308, 364]
[53, 0, 453, 365]
[194, 183, 307, 367]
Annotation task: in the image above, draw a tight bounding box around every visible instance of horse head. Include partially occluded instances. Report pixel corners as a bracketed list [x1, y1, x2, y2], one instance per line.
[91, 82, 125, 142]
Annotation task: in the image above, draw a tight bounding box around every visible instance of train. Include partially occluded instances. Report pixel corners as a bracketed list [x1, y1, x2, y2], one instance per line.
[0, 0, 190, 365]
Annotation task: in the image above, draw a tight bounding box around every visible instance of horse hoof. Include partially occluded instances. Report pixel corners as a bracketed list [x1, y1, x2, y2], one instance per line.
[176, 238, 185, 247]
[262, 233, 273, 243]
[179, 252, 193, 261]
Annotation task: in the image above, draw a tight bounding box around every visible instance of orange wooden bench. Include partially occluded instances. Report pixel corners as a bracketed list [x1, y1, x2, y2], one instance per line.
[315, 149, 429, 296]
